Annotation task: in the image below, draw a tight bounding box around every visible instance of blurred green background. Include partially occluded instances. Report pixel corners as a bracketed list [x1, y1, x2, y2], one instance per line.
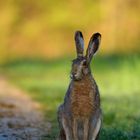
[0, 0, 140, 139]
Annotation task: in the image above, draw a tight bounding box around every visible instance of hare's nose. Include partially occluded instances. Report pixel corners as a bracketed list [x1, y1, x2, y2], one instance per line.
[70, 73, 76, 79]
[70, 74, 73, 79]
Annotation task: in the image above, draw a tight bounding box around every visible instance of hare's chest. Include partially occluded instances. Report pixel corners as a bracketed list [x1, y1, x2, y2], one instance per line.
[70, 86, 95, 117]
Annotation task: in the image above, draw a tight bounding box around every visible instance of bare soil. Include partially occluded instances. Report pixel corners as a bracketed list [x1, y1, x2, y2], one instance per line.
[0, 77, 50, 140]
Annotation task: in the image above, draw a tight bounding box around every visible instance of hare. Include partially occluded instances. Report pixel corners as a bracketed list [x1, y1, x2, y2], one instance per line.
[58, 31, 102, 140]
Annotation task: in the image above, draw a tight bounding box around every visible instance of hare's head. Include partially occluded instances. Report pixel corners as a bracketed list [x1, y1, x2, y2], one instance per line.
[70, 31, 101, 81]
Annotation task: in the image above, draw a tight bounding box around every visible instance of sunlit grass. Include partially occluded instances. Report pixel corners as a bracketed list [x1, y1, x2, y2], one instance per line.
[0, 54, 140, 140]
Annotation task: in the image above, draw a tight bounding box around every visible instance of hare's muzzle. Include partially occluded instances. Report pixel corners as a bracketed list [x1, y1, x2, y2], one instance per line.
[70, 74, 73, 79]
[70, 74, 76, 80]
[70, 73, 82, 81]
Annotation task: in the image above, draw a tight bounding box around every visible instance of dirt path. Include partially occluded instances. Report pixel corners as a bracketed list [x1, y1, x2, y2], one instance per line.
[0, 77, 50, 140]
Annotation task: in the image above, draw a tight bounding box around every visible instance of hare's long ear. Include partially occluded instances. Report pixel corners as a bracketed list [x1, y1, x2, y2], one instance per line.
[86, 33, 101, 64]
[75, 31, 84, 58]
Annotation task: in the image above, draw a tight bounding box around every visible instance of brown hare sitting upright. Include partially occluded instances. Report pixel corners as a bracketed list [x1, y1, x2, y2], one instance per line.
[58, 31, 102, 140]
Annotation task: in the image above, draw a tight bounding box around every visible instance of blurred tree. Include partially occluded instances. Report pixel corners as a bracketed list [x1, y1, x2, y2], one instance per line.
[0, 0, 140, 63]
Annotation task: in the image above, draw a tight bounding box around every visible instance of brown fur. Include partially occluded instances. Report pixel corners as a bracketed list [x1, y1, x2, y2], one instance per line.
[71, 77, 96, 118]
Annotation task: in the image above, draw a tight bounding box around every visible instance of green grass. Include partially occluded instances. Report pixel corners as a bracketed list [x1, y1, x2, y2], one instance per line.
[0, 54, 140, 140]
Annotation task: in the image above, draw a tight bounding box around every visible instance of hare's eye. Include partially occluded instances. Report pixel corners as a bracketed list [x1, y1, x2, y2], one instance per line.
[83, 60, 87, 66]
